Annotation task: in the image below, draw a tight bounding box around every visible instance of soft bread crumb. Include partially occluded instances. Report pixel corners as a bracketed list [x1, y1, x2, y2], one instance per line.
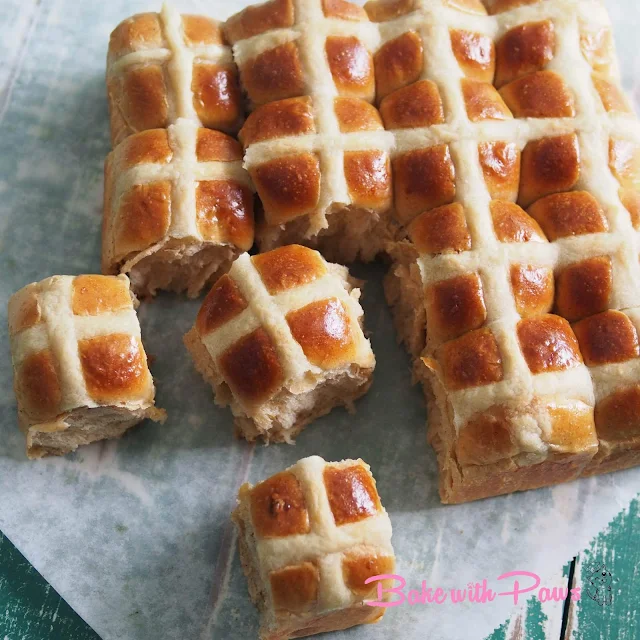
[257, 206, 400, 264]
[383, 242, 426, 359]
[122, 240, 239, 298]
[27, 405, 166, 459]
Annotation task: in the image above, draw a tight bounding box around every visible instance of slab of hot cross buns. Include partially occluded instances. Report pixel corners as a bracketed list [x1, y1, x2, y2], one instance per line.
[371, 0, 640, 501]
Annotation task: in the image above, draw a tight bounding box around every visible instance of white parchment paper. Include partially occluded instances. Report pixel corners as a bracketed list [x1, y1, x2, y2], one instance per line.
[0, 1, 639, 639]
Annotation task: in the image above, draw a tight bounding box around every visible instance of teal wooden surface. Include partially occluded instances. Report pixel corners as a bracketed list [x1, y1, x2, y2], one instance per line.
[0, 533, 99, 640]
[566, 499, 640, 640]
[2, 498, 638, 639]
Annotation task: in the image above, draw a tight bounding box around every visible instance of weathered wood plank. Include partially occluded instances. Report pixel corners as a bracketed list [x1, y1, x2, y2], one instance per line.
[0, 532, 99, 640]
[565, 499, 640, 640]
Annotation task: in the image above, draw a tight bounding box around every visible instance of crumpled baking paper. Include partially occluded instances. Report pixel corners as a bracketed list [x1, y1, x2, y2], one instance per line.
[0, 1, 638, 639]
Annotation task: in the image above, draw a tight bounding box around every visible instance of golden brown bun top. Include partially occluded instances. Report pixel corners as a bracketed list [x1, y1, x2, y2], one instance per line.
[380, 80, 444, 130]
[196, 275, 249, 336]
[270, 563, 319, 613]
[225, 0, 295, 44]
[250, 471, 311, 538]
[119, 129, 173, 169]
[426, 273, 487, 344]
[573, 310, 640, 367]
[322, 463, 382, 525]
[109, 13, 165, 58]
[490, 201, 547, 243]
[322, 0, 368, 21]
[334, 97, 384, 132]
[495, 20, 555, 88]
[225, 0, 368, 44]
[195, 128, 244, 162]
[252, 244, 327, 294]
[239, 97, 316, 146]
[517, 314, 583, 374]
[286, 299, 358, 369]
[109, 12, 224, 60]
[393, 144, 457, 224]
[437, 328, 504, 391]
[364, 0, 415, 22]
[409, 203, 472, 255]
[519, 133, 581, 208]
[8, 284, 42, 337]
[78, 333, 151, 404]
[555, 256, 613, 323]
[499, 70, 575, 119]
[374, 31, 424, 101]
[451, 29, 496, 84]
[510, 264, 555, 319]
[181, 15, 225, 46]
[71, 275, 133, 316]
[527, 191, 608, 241]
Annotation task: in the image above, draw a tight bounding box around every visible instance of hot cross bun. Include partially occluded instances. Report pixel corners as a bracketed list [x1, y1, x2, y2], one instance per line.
[184, 245, 375, 442]
[102, 119, 254, 298]
[232, 455, 394, 640]
[107, 6, 244, 147]
[8, 275, 165, 458]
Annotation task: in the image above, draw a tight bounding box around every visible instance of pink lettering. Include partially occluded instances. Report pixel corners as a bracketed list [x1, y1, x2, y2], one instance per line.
[450, 588, 466, 603]
[539, 586, 568, 603]
[364, 574, 405, 607]
[477, 579, 497, 603]
[419, 581, 438, 604]
[434, 587, 447, 604]
[570, 587, 581, 602]
[497, 571, 541, 605]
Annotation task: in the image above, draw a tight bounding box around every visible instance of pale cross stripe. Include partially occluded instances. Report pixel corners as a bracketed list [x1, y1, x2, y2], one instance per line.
[199, 253, 371, 409]
[375, 0, 640, 454]
[252, 456, 394, 611]
[109, 118, 252, 248]
[107, 3, 233, 126]
[233, 0, 391, 232]
[9, 275, 141, 412]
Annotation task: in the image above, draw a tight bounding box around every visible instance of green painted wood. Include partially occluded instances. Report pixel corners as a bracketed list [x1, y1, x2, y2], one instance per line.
[483, 497, 640, 640]
[0, 532, 100, 640]
[567, 498, 640, 640]
[1, 497, 638, 639]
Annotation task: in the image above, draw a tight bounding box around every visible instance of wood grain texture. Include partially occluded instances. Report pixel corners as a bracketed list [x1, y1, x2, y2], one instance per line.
[565, 499, 640, 640]
[0, 532, 99, 639]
